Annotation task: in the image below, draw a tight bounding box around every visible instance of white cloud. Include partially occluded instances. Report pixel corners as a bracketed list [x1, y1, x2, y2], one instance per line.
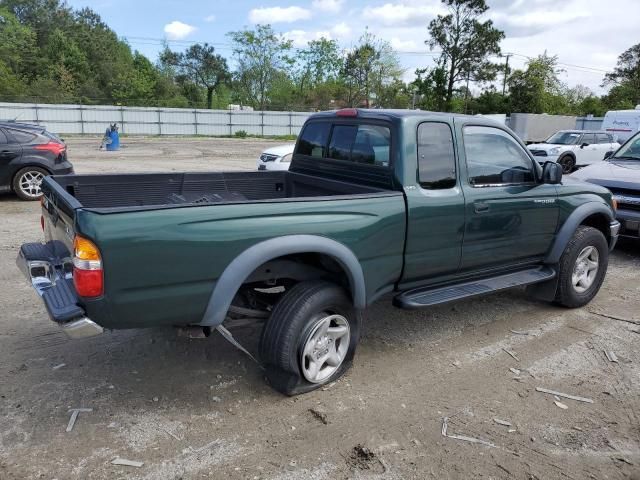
[204, 14, 216, 23]
[283, 29, 333, 48]
[163, 21, 197, 40]
[362, 3, 443, 27]
[331, 22, 351, 38]
[390, 38, 418, 52]
[312, 0, 344, 13]
[249, 6, 312, 24]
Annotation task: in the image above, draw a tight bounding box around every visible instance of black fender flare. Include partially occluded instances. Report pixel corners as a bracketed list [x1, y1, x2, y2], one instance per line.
[544, 201, 614, 264]
[557, 151, 576, 162]
[199, 235, 366, 327]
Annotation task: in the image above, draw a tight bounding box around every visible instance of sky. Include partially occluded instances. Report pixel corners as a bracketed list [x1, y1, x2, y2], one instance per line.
[65, 0, 640, 95]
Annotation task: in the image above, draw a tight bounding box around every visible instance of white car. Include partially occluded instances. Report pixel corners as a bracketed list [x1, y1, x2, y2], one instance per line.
[527, 130, 618, 173]
[257, 144, 296, 171]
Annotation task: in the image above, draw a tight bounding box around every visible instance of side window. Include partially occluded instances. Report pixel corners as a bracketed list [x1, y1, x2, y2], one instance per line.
[0, 129, 7, 144]
[596, 133, 610, 144]
[6, 128, 36, 144]
[463, 126, 535, 186]
[296, 122, 330, 158]
[417, 122, 456, 189]
[580, 133, 595, 145]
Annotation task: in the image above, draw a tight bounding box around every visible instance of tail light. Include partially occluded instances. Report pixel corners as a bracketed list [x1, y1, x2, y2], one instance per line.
[35, 142, 66, 157]
[73, 236, 103, 297]
[336, 108, 358, 117]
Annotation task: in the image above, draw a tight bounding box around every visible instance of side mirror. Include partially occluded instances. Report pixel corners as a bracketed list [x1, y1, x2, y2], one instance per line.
[542, 161, 563, 184]
[603, 151, 613, 159]
[580, 142, 589, 148]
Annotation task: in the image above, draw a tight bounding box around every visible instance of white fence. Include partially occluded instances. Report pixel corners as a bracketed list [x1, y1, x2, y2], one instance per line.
[0, 102, 312, 136]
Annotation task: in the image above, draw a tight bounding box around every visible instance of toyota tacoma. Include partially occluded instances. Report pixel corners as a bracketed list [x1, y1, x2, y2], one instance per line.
[17, 109, 620, 395]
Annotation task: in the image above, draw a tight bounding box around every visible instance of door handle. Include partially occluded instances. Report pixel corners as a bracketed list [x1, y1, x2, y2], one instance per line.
[474, 202, 489, 213]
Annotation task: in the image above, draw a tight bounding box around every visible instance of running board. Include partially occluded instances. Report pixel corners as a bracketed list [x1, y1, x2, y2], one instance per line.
[394, 266, 556, 309]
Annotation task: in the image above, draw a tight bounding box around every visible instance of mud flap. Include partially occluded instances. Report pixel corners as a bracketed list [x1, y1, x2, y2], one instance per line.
[525, 275, 559, 302]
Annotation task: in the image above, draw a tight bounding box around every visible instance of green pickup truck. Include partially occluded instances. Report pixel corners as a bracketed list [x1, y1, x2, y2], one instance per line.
[18, 109, 620, 395]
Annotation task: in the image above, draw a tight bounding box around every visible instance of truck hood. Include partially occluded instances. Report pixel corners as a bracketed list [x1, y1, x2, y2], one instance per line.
[569, 160, 640, 190]
[262, 143, 296, 157]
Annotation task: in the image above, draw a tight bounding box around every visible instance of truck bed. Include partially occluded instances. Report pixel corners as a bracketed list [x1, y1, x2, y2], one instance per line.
[48, 171, 390, 212]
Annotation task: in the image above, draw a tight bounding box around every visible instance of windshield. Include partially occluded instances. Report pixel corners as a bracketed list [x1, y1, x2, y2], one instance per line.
[545, 132, 581, 145]
[611, 132, 640, 161]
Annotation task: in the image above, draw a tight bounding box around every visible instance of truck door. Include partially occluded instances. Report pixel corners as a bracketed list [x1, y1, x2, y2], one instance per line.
[402, 121, 465, 285]
[456, 123, 559, 272]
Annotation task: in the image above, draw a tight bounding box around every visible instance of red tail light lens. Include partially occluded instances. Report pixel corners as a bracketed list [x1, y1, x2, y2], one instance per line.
[35, 142, 66, 156]
[336, 108, 358, 117]
[72, 236, 103, 297]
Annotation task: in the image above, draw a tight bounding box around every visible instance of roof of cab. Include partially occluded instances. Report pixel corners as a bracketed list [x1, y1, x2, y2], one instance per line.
[308, 108, 498, 124]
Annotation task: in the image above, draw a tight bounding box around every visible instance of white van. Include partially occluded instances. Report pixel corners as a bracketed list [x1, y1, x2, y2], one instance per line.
[601, 107, 640, 143]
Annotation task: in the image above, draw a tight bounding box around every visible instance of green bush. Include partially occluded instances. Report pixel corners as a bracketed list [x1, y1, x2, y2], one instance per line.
[234, 130, 248, 138]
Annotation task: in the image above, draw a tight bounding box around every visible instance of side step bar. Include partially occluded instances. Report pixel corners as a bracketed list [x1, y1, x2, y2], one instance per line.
[394, 266, 556, 309]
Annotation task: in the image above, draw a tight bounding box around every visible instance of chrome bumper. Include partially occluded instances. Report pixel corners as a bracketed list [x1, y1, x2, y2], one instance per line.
[16, 242, 103, 339]
[610, 220, 621, 250]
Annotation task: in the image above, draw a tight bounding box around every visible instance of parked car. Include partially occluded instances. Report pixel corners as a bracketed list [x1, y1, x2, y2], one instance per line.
[0, 122, 73, 200]
[257, 143, 295, 171]
[571, 130, 640, 239]
[18, 109, 618, 395]
[602, 107, 640, 143]
[527, 130, 618, 174]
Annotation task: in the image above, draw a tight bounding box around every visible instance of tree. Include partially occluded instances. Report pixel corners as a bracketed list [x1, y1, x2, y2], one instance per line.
[228, 25, 293, 110]
[426, 0, 504, 111]
[603, 43, 640, 107]
[508, 53, 564, 113]
[160, 43, 230, 109]
[342, 31, 402, 107]
[412, 64, 448, 111]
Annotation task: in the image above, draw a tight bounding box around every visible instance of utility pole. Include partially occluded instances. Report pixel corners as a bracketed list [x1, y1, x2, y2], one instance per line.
[502, 53, 512, 96]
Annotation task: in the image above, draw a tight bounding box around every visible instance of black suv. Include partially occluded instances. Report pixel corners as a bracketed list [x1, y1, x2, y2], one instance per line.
[0, 122, 74, 200]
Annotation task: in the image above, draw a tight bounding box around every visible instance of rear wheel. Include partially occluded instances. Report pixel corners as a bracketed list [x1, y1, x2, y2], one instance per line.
[554, 226, 608, 308]
[13, 166, 48, 200]
[259, 280, 360, 396]
[557, 155, 575, 174]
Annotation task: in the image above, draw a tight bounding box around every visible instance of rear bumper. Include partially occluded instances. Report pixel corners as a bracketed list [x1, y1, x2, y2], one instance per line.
[16, 241, 103, 339]
[52, 162, 74, 175]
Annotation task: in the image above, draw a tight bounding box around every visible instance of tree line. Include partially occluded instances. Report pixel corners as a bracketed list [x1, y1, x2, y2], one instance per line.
[0, 0, 638, 116]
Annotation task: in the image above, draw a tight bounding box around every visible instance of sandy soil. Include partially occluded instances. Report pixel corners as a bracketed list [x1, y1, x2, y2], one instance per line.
[0, 136, 639, 479]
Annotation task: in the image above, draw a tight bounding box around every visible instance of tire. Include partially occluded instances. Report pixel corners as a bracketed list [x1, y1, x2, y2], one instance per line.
[554, 226, 608, 308]
[557, 155, 575, 174]
[12, 166, 48, 201]
[259, 280, 361, 396]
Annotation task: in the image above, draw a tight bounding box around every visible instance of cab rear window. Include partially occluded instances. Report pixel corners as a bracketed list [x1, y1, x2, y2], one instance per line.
[296, 122, 391, 167]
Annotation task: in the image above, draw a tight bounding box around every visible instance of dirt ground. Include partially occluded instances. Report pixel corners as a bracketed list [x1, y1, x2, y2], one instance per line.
[0, 136, 639, 480]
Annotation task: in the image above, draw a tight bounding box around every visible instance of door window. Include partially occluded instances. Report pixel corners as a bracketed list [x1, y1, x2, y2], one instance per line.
[417, 122, 456, 189]
[580, 133, 595, 145]
[596, 133, 610, 144]
[463, 126, 535, 186]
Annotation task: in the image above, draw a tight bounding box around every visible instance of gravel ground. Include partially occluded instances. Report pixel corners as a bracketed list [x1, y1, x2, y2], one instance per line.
[1, 136, 639, 479]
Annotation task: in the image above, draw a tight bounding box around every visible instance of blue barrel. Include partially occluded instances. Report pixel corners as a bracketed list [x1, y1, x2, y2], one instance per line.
[106, 129, 120, 151]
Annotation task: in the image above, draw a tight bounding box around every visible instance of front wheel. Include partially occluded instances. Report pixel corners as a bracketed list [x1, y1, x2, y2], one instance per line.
[259, 280, 361, 396]
[557, 155, 575, 174]
[13, 166, 48, 200]
[554, 226, 608, 308]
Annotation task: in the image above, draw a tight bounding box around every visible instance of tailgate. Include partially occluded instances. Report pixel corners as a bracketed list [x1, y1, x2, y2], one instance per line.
[41, 175, 83, 251]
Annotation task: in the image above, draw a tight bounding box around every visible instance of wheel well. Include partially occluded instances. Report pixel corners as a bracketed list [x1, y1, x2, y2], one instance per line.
[559, 152, 575, 160]
[11, 164, 51, 191]
[580, 213, 610, 242]
[236, 253, 351, 307]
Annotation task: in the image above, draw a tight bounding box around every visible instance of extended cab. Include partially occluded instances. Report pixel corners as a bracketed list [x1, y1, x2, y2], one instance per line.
[17, 109, 620, 395]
